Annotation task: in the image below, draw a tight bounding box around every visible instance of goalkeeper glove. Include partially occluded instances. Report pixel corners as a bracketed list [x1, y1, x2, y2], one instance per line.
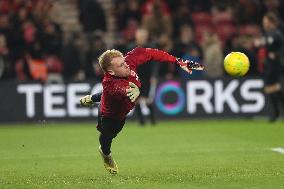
[80, 95, 94, 107]
[176, 58, 204, 74]
[126, 82, 140, 102]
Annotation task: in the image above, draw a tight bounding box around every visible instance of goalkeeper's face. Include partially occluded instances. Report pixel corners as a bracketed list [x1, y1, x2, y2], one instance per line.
[109, 56, 131, 77]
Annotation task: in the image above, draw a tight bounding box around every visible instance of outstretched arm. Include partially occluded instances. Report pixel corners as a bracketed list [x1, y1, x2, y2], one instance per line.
[126, 47, 176, 65]
[127, 47, 204, 74]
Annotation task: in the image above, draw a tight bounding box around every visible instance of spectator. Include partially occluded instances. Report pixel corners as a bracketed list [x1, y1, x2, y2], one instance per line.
[32, 0, 53, 24]
[22, 20, 43, 59]
[172, 2, 194, 38]
[173, 24, 203, 79]
[0, 14, 11, 37]
[85, 32, 106, 80]
[127, 28, 157, 126]
[188, 0, 212, 12]
[201, 32, 223, 78]
[0, 14, 14, 79]
[41, 19, 62, 57]
[115, 0, 142, 31]
[122, 18, 139, 44]
[157, 33, 178, 79]
[0, 33, 13, 79]
[61, 32, 85, 81]
[235, 0, 262, 24]
[173, 24, 203, 60]
[237, 35, 258, 75]
[254, 12, 284, 122]
[78, 0, 106, 33]
[262, 0, 284, 21]
[141, 0, 172, 40]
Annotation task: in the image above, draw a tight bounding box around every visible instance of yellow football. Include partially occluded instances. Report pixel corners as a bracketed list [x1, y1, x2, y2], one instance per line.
[224, 52, 250, 77]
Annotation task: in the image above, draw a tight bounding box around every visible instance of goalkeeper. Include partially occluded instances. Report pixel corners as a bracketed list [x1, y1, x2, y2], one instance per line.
[80, 47, 203, 174]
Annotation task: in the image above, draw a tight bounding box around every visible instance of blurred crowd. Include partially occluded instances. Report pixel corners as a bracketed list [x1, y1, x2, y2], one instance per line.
[0, 0, 63, 81]
[1, 0, 284, 82]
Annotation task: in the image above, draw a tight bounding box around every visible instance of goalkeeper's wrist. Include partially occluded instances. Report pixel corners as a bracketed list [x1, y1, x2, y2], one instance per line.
[91, 93, 102, 102]
[176, 57, 186, 64]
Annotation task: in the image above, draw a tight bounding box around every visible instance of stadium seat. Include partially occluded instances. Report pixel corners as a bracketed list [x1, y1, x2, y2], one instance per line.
[194, 24, 214, 44]
[191, 12, 212, 25]
[212, 10, 234, 25]
[216, 24, 237, 46]
[238, 24, 261, 36]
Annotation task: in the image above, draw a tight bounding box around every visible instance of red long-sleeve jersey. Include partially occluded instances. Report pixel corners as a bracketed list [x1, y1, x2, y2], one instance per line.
[100, 47, 177, 120]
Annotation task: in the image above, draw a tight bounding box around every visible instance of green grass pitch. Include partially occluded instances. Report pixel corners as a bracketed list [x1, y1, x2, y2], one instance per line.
[0, 120, 284, 189]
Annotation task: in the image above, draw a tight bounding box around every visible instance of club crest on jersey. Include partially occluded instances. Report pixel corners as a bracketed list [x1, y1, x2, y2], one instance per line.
[131, 70, 139, 81]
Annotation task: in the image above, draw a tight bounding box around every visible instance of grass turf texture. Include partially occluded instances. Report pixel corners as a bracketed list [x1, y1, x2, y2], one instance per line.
[0, 120, 284, 189]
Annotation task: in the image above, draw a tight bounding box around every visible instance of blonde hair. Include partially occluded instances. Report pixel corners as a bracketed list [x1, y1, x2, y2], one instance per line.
[98, 49, 123, 72]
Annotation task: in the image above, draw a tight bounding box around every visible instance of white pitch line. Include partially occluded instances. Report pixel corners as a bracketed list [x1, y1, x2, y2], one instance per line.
[271, 147, 284, 155]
